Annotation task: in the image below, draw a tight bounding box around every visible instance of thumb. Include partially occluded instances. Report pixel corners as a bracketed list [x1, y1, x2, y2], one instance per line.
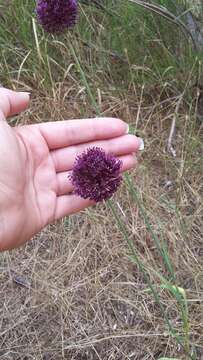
[0, 87, 30, 119]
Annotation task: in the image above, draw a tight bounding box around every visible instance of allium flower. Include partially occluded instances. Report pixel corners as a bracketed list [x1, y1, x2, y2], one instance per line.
[35, 0, 78, 34]
[70, 147, 122, 202]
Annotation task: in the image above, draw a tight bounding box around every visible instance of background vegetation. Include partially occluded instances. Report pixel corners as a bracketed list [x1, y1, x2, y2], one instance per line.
[0, 1, 202, 359]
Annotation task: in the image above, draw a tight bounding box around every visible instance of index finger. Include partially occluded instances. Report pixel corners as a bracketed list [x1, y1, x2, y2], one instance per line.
[36, 117, 128, 149]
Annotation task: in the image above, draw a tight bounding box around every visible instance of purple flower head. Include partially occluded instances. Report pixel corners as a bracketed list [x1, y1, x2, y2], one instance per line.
[35, 0, 78, 34]
[70, 147, 123, 202]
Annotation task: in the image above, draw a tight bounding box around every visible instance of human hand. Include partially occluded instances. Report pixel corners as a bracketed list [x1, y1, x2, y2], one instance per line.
[0, 88, 141, 251]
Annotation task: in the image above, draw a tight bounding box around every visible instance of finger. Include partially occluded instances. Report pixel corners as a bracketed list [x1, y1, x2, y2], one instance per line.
[37, 118, 128, 149]
[0, 88, 30, 118]
[56, 154, 137, 195]
[54, 195, 95, 220]
[52, 134, 140, 172]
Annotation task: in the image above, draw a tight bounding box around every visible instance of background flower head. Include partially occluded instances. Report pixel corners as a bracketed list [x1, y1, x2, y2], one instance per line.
[70, 147, 123, 202]
[35, 0, 78, 34]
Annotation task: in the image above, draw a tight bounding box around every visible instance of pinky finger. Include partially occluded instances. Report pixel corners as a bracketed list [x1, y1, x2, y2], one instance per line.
[120, 154, 137, 172]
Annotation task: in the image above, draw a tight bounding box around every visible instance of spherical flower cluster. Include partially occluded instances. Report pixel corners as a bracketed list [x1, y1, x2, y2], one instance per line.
[35, 0, 78, 34]
[70, 147, 123, 202]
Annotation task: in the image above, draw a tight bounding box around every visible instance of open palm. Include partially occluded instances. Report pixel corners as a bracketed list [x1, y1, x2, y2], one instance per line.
[0, 88, 140, 251]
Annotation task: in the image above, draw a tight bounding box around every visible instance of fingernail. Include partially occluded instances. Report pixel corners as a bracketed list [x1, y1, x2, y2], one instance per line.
[125, 124, 129, 134]
[138, 138, 145, 151]
[18, 92, 31, 101]
[19, 91, 31, 96]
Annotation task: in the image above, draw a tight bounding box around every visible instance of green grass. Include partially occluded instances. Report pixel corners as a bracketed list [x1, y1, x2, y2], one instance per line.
[0, 0, 201, 89]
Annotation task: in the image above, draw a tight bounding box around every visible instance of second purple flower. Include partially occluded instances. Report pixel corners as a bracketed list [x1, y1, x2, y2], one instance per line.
[35, 0, 78, 34]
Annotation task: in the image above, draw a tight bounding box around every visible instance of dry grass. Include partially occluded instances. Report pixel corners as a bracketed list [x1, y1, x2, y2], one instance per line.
[0, 80, 202, 359]
[0, 0, 203, 359]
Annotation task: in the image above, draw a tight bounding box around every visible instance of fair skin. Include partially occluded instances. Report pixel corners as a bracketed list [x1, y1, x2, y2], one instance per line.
[0, 88, 141, 251]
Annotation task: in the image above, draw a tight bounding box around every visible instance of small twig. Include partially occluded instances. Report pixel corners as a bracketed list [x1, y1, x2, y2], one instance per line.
[167, 95, 183, 157]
